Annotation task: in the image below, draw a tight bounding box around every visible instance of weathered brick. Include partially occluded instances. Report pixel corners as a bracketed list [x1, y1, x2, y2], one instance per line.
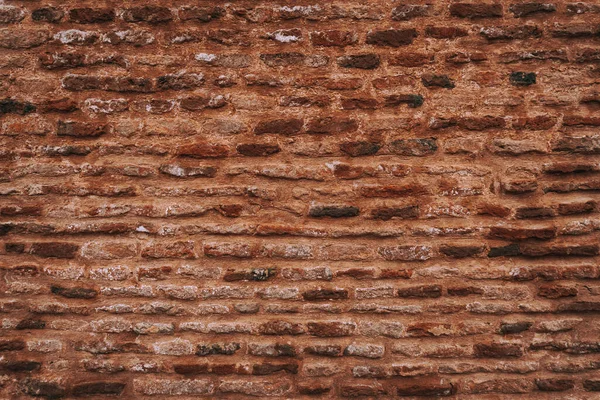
[305, 117, 358, 134]
[392, 5, 431, 20]
[0, 29, 49, 49]
[389, 138, 437, 156]
[259, 320, 305, 335]
[307, 322, 356, 337]
[310, 30, 357, 47]
[480, 25, 542, 40]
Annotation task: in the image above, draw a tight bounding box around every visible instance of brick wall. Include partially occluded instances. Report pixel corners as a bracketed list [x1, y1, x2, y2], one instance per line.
[1, 0, 600, 398]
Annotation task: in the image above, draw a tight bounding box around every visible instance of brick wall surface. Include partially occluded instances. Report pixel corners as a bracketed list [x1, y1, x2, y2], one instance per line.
[0, 0, 599, 398]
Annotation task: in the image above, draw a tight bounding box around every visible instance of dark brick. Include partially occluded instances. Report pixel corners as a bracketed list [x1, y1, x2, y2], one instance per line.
[173, 364, 209, 375]
[515, 207, 555, 219]
[488, 244, 521, 257]
[157, 74, 204, 91]
[69, 8, 115, 23]
[388, 138, 437, 156]
[255, 118, 303, 135]
[51, 285, 98, 299]
[106, 77, 154, 93]
[1, 361, 41, 372]
[499, 321, 532, 334]
[305, 117, 358, 134]
[488, 227, 556, 241]
[20, 379, 66, 399]
[396, 382, 456, 397]
[302, 289, 349, 301]
[30, 242, 79, 259]
[252, 362, 298, 375]
[16, 319, 46, 330]
[450, 3, 503, 18]
[538, 285, 577, 299]
[535, 379, 575, 392]
[449, 286, 484, 296]
[558, 201, 597, 215]
[309, 205, 359, 218]
[339, 141, 381, 157]
[196, 343, 241, 356]
[38, 98, 78, 113]
[223, 268, 276, 282]
[439, 245, 484, 258]
[341, 384, 386, 397]
[422, 74, 455, 88]
[298, 383, 331, 395]
[177, 143, 229, 158]
[179, 6, 225, 22]
[0, 339, 25, 352]
[6, 243, 25, 253]
[397, 285, 442, 298]
[31, 7, 64, 23]
[337, 54, 380, 69]
[340, 97, 379, 110]
[425, 26, 469, 39]
[0, 98, 36, 115]
[366, 29, 417, 47]
[458, 116, 506, 130]
[72, 382, 125, 397]
[384, 94, 424, 108]
[584, 380, 600, 391]
[370, 206, 419, 220]
[122, 6, 173, 24]
[236, 143, 280, 157]
[474, 343, 523, 358]
[510, 72, 536, 86]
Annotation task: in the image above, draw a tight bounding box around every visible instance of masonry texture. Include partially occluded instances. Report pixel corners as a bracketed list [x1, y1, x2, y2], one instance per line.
[0, 0, 600, 398]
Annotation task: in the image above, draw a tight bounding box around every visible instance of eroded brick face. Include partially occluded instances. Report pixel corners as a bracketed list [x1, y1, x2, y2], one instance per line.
[0, 1, 599, 398]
